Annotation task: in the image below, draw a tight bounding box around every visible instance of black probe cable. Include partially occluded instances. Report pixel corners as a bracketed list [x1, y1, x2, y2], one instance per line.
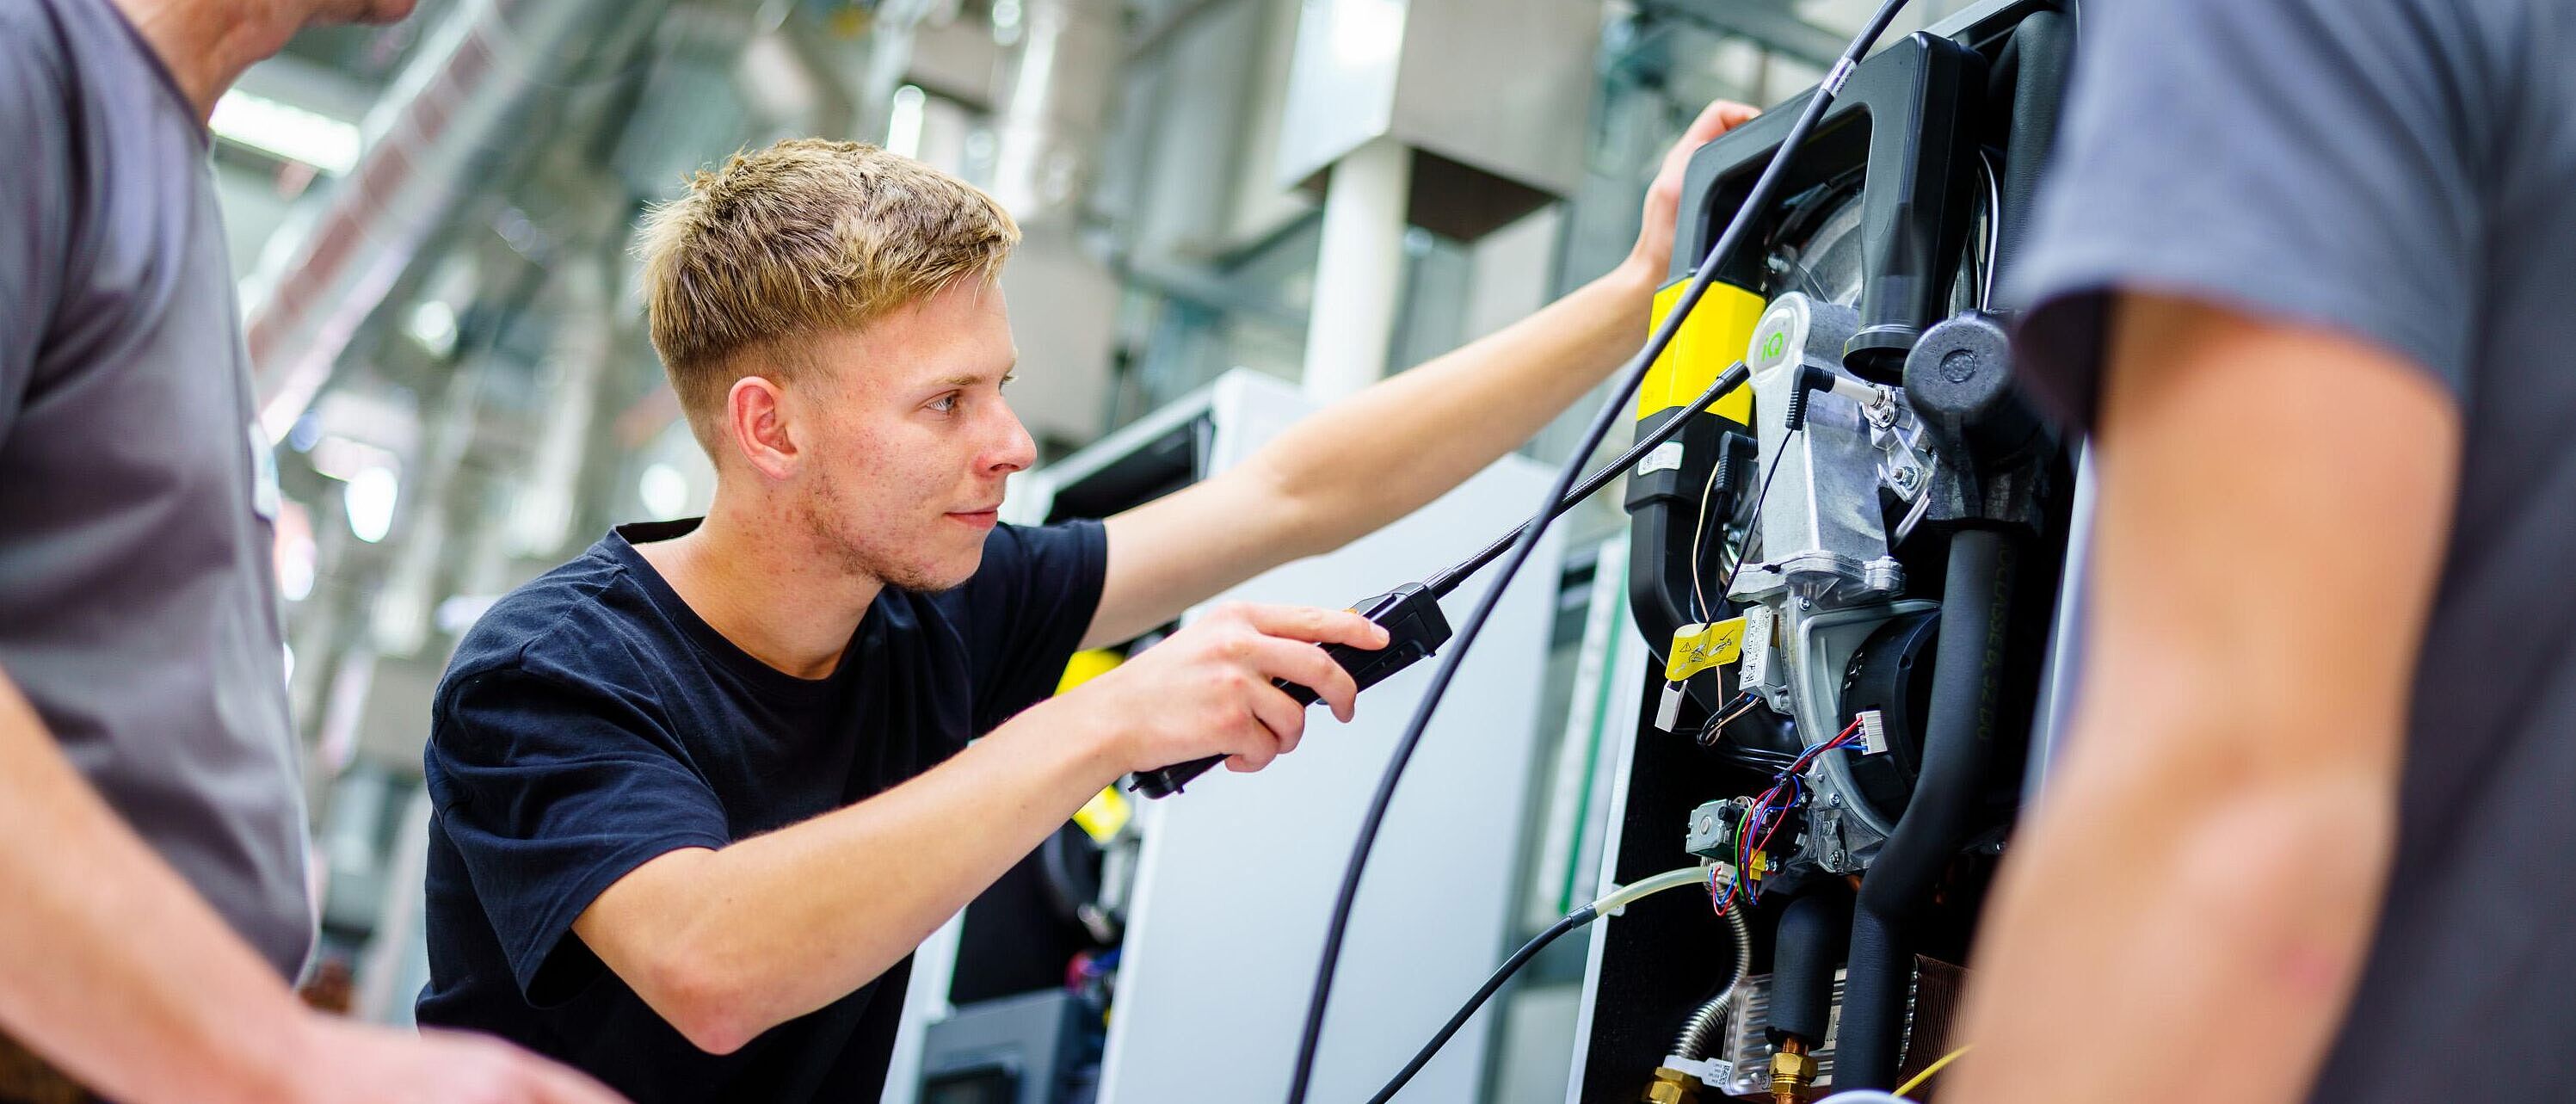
[1425, 362, 1748, 599]
[1370, 404, 1804, 1103]
[1131, 365, 1748, 799]
[1283, 3, 1915, 1098]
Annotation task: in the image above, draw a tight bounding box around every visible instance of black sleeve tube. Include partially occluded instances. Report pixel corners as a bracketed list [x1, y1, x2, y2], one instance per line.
[1835, 528, 2017, 1088]
[1766, 887, 1852, 1046]
[1995, 9, 2073, 280]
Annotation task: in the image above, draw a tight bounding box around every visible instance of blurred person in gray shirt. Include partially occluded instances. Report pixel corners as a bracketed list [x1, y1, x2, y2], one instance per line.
[1953, 0, 2576, 1101]
[0, 0, 619, 1101]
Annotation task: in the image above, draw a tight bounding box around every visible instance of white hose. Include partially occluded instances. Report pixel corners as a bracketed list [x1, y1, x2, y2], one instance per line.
[1593, 865, 1716, 916]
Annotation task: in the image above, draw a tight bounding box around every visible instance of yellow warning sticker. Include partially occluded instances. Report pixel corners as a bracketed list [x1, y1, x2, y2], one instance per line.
[1055, 649, 1124, 694]
[1665, 618, 1747, 682]
[1073, 786, 1132, 844]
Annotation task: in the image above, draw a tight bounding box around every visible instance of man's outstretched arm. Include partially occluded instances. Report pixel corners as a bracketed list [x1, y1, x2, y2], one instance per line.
[0, 669, 623, 1104]
[1082, 101, 1758, 648]
[569, 603, 1384, 1054]
[1947, 293, 2458, 1102]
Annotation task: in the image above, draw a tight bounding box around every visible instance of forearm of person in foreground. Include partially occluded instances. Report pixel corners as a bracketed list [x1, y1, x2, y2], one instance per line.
[0, 669, 622, 1104]
[1947, 293, 2459, 1102]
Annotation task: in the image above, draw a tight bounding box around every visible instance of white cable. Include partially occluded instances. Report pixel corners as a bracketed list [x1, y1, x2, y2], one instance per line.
[1977, 149, 2002, 310]
[1688, 448, 1727, 621]
[1701, 692, 1766, 747]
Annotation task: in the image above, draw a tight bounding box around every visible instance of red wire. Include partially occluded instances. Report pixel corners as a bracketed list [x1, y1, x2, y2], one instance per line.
[1751, 780, 1797, 858]
[1735, 717, 1865, 905]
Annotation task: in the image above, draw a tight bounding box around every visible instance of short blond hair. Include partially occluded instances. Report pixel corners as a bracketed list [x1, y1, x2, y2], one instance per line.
[638, 139, 1020, 447]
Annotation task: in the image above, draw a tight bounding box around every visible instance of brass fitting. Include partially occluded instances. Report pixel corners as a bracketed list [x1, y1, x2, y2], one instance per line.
[1641, 1065, 1701, 1104]
[1769, 1038, 1816, 1104]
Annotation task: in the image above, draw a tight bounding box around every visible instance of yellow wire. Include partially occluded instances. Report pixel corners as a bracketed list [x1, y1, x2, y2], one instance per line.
[1892, 1043, 1973, 1098]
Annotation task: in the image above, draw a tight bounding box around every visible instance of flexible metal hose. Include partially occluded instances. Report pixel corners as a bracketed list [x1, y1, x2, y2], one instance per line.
[1673, 899, 1754, 1060]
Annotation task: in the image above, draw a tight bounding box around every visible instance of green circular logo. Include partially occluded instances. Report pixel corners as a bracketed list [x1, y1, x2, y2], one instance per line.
[1759, 330, 1789, 363]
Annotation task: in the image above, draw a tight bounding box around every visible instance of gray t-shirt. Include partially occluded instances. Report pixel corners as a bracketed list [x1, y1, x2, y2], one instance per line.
[1, 0, 312, 977]
[2011, 0, 2576, 1097]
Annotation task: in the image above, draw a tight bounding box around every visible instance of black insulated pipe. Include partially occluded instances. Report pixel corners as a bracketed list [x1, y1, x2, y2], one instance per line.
[1622, 410, 1729, 660]
[1766, 887, 1851, 1047]
[1835, 528, 2017, 1088]
[1995, 9, 2073, 281]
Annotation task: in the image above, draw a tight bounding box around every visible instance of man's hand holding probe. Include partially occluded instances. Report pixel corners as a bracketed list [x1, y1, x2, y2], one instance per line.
[1044, 603, 1387, 777]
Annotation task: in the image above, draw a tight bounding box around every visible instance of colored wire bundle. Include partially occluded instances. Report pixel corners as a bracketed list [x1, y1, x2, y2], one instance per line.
[1698, 689, 1768, 747]
[1716, 717, 1865, 914]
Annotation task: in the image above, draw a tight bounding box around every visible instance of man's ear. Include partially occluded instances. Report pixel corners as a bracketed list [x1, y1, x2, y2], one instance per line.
[725, 375, 798, 480]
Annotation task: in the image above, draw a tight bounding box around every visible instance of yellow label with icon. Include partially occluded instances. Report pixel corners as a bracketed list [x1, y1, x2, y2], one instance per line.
[1665, 618, 1747, 682]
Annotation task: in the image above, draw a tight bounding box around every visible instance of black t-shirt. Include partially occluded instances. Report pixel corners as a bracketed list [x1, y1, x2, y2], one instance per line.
[416, 518, 1106, 1103]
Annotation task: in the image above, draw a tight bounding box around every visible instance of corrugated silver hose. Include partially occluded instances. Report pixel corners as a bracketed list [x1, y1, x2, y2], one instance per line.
[1673, 901, 1754, 1060]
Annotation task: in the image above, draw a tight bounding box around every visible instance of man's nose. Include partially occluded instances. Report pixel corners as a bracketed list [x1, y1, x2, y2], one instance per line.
[986, 402, 1038, 474]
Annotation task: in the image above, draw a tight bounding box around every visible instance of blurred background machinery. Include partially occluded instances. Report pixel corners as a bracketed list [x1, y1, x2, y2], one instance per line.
[213, 1, 2018, 1100]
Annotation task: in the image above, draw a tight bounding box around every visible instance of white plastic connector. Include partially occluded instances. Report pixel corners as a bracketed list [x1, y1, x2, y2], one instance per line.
[1857, 709, 1889, 755]
[1739, 606, 1775, 689]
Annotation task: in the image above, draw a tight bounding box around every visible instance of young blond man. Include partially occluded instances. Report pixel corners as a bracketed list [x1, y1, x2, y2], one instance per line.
[419, 107, 1753, 1101]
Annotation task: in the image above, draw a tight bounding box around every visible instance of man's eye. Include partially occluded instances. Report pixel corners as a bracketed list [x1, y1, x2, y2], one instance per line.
[929, 393, 958, 413]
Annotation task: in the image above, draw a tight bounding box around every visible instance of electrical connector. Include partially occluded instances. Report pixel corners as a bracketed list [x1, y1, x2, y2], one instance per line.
[1784, 363, 1895, 433]
[1856, 709, 1888, 755]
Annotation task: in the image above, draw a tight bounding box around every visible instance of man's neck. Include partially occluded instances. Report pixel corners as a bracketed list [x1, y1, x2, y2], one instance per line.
[108, 0, 300, 120]
[632, 499, 884, 682]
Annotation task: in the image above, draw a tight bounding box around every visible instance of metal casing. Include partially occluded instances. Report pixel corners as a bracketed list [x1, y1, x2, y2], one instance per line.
[1274, 0, 1599, 238]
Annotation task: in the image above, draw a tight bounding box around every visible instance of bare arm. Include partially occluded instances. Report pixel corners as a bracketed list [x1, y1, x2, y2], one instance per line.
[570, 603, 1384, 1053]
[1082, 101, 1759, 649]
[1948, 294, 2459, 1101]
[0, 669, 620, 1104]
